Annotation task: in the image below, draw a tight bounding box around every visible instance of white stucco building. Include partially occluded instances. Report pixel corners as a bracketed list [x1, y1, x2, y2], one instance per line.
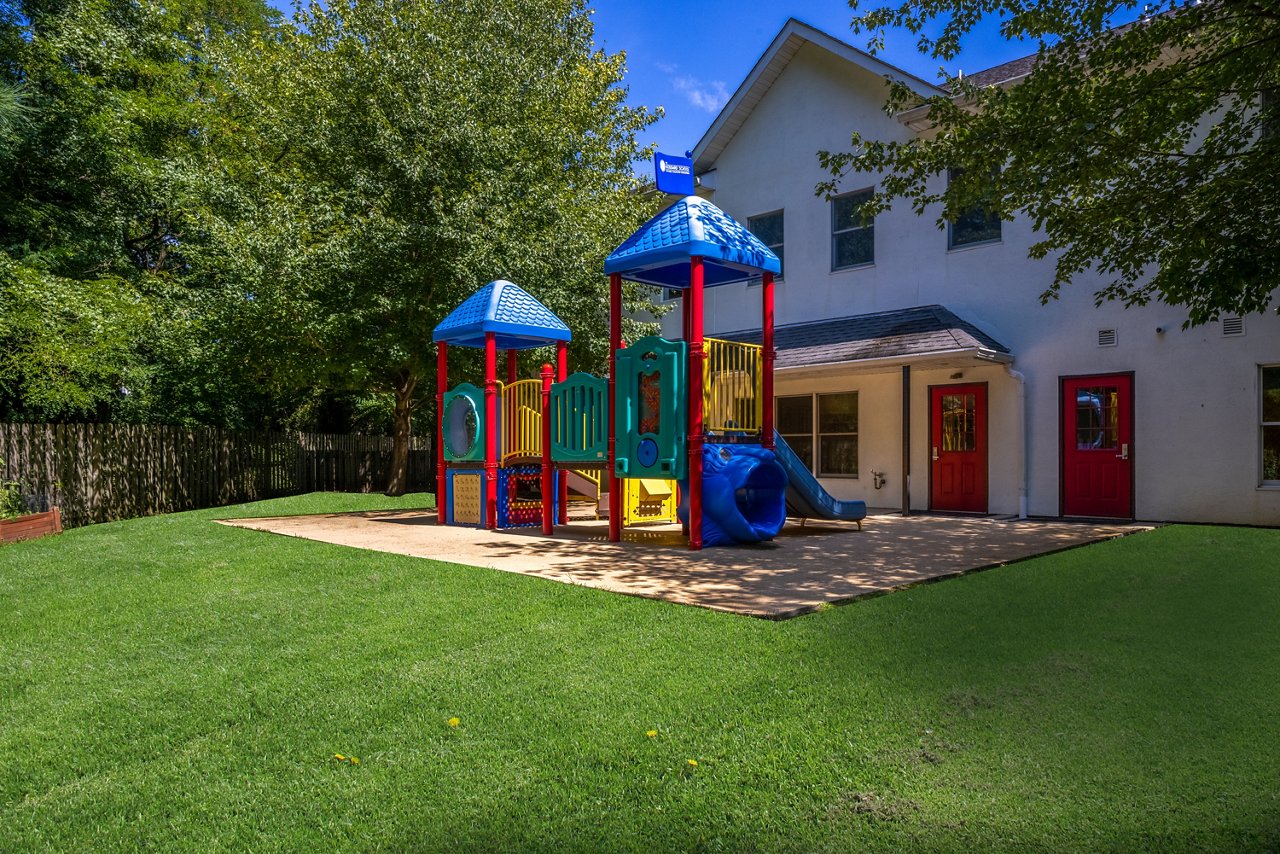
[660, 19, 1280, 525]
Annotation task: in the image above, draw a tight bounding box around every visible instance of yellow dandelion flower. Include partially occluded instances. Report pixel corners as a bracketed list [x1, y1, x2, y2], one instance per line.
[687, 759, 698, 767]
[448, 717, 460, 728]
[334, 753, 346, 761]
[646, 730, 658, 738]
[350, 757, 360, 765]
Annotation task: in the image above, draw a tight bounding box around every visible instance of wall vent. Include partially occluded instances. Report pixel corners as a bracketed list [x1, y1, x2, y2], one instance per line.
[1221, 316, 1245, 337]
[1097, 328, 1118, 347]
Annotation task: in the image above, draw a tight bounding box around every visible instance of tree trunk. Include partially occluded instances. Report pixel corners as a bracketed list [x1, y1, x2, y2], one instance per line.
[385, 372, 417, 496]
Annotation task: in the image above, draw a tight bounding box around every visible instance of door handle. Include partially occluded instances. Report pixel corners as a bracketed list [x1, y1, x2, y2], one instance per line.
[932, 446, 939, 461]
[1115, 443, 1129, 460]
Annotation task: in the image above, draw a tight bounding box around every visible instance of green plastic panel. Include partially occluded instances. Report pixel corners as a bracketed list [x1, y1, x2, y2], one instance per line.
[550, 372, 608, 464]
[614, 336, 687, 479]
[442, 383, 486, 462]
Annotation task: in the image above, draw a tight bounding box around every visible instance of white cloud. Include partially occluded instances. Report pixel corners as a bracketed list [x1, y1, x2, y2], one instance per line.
[672, 75, 730, 113]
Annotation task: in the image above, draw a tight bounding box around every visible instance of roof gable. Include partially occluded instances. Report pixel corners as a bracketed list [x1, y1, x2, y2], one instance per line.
[692, 18, 945, 172]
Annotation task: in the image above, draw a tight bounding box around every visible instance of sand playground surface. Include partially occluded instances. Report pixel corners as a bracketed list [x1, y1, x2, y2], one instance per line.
[219, 509, 1149, 618]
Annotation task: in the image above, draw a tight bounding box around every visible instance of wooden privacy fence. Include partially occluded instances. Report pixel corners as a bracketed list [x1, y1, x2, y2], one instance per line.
[0, 423, 433, 529]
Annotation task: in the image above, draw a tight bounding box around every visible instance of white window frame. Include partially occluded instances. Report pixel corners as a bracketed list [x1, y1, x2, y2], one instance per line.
[946, 167, 1002, 250]
[775, 391, 859, 478]
[1262, 364, 1280, 486]
[747, 209, 784, 286]
[831, 189, 875, 271]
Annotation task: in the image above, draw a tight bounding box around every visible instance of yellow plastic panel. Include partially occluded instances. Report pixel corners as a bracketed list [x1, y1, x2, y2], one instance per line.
[623, 477, 678, 525]
[703, 337, 763, 434]
[501, 379, 544, 463]
[452, 472, 483, 525]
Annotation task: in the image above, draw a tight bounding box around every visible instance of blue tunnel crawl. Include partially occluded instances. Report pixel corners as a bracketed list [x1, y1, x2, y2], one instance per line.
[678, 444, 788, 547]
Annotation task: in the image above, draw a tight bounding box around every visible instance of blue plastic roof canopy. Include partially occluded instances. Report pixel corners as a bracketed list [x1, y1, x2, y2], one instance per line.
[432, 280, 572, 350]
[604, 195, 782, 289]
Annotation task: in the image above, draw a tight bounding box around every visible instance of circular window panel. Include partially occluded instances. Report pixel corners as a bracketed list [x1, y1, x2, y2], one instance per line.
[444, 395, 480, 459]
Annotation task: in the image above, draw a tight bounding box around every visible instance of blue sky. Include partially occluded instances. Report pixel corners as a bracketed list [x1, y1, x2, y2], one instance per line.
[588, 3, 1034, 160]
[266, 2, 1037, 161]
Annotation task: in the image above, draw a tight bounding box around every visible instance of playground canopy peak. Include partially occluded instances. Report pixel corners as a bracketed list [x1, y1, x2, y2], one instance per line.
[433, 279, 572, 350]
[604, 195, 782, 289]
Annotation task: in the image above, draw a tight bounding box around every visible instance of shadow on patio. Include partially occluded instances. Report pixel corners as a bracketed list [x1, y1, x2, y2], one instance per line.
[219, 511, 1149, 618]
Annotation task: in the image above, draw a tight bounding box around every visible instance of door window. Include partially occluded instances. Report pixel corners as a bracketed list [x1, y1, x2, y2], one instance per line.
[1075, 386, 1119, 450]
[941, 393, 976, 452]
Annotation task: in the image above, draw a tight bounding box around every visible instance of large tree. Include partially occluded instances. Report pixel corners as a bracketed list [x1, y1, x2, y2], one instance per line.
[819, 0, 1280, 326]
[0, 0, 280, 421]
[205, 0, 661, 494]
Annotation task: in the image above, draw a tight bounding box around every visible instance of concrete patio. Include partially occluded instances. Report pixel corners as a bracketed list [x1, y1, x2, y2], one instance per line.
[219, 510, 1149, 618]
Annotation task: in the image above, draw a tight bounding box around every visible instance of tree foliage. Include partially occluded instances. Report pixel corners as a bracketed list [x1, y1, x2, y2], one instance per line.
[203, 0, 660, 491]
[1, 0, 658, 454]
[819, 0, 1280, 325]
[0, 0, 280, 421]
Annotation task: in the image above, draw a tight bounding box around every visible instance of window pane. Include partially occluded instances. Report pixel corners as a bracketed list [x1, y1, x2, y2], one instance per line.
[834, 228, 874, 268]
[819, 435, 858, 476]
[748, 211, 783, 248]
[1075, 386, 1118, 450]
[776, 396, 812, 434]
[951, 207, 1001, 247]
[948, 167, 1002, 247]
[1264, 425, 1280, 481]
[1263, 366, 1280, 423]
[833, 190, 872, 231]
[783, 435, 813, 471]
[818, 393, 857, 433]
[942, 393, 976, 451]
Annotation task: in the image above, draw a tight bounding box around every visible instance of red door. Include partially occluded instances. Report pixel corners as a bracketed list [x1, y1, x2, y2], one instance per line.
[930, 383, 988, 513]
[1061, 374, 1134, 518]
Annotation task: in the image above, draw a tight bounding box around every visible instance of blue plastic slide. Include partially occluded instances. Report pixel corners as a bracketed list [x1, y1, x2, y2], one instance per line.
[772, 431, 868, 525]
[678, 444, 788, 547]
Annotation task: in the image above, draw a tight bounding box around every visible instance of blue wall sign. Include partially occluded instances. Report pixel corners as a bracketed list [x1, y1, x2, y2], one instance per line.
[654, 151, 695, 196]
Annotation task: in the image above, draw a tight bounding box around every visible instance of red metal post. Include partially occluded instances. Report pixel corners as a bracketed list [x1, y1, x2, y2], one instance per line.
[507, 349, 518, 384]
[556, 341, 569, 526]
[682, 287, 691, 342]
[484, 332, 498, 530]
[762, 271, 776, 450]
[540, 362, 554, 535]
[688, 256, 705, 550]
[436, 342, 448, 524]
[607, 273, 623, 542]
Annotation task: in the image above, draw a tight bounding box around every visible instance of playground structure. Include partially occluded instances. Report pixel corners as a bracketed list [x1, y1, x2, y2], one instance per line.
[434, 195, 867, 550]
[432, 279, 680, 536]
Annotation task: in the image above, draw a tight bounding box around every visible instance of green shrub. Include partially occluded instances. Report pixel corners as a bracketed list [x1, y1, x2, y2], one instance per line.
[0, 459, 27, 519]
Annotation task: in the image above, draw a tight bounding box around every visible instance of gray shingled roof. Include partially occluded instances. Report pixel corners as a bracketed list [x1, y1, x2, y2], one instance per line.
[950, 10, 1168, 91]
[957, 52, 1038, 88]
[722, 305, 1010, 369]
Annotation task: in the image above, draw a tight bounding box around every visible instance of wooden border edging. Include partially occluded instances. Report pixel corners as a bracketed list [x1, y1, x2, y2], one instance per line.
[0, 506, 62, 545]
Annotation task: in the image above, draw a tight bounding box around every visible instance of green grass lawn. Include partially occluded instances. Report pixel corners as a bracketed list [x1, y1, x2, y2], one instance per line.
[2, 494, 1278, 851]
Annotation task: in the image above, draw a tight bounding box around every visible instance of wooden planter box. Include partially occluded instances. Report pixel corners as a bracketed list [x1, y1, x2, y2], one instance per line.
[0, 507, 62, 545]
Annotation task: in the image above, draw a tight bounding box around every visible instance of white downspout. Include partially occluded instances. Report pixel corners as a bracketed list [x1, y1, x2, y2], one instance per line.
[1005, 365, 1028, 519]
